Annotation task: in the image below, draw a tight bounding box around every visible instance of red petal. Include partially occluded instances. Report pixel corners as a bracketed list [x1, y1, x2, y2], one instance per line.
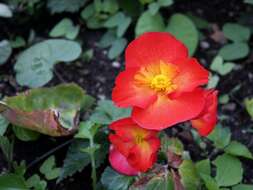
[112, 69, 157, 108]
[132, 88, 206, 130]
[109, 134, 134, 157]
[125, 32, 188, 69]
[127, 138, 160, 172]
[191, 90, 218, 136]
[173, 58, 209, 93]
[109, 145, 139, 176]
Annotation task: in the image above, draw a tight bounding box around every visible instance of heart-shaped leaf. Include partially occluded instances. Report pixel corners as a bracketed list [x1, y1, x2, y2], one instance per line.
[0, 84, 89, 136]
[14, 39, 82, 88]
[210, 56, 235, 75]
[223, 23, 250, 42]
[40, 155, 60, 180]
[219, 42, 249, 61]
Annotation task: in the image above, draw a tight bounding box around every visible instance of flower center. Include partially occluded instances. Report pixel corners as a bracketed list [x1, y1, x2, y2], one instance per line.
[150, 74, 177, 93]
[135, 135, 144, 144]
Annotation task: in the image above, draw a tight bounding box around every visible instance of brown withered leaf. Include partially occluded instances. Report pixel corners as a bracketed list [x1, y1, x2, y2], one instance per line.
[167, 149, 183, 169]
[171, 170, 185, 190]
[210, 24, 227, 44]
[0, 84, 92, 136]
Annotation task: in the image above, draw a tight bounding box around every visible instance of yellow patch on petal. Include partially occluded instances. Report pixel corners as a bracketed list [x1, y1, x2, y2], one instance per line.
[134, 61, 179, 94]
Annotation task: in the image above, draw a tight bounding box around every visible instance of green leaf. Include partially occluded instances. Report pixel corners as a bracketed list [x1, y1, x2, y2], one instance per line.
[245, 0, 253, 4]
[166, 13, 199, 55]
[148, 2, 160, 15]
[244, 98, 253, 119]
[223, 23, 250, 42]
[178, 160, 201, 190]
[14, 39, 81, 88]
[0, 3, 13, 18]
[196, 159, 211, 176]
[158, 0, 173, 7]
[0, 136, 13, 162]
[47, 0, 87, 13]
[0, 40, 12, 65]
[10, 36, 26, 48]
[219, 95, 230, 104]
[0, 115, 9, 136]
[0, 173, 28, 190]
[161, 136, 184, 155]
[104, 12, 125, 28]
[213, 154, 243, 187]
[58, 140, 90, 182]
[102, 0, 119, 14]
[145, 176, 172, 190]
[117, 16, 131, 38]
[101, 167, 133, 190]
[108, 38, 127, 59]
[40, 155, 60, 180]
[187, 13, 209, 29]
[219, 42, 249, 61]
[81, 3, 95, 20]
[97, 31, 117, 48]
[26, 174, 47, 190]
[135, 11, 165, 36]
[208, 124, 231, 149]
[75, 121, 100, 139]
[0, 84, 86, 136]
[207, 74, 220, 89]
[232, 184, 253, 190]
[210, 56, 235, 76]
[12, 126, 40, 141]
[224, 141, 253, 159]
[200, 174, 220, 190]
[90, 100, 131, 125]
[49, 18, 80, 40]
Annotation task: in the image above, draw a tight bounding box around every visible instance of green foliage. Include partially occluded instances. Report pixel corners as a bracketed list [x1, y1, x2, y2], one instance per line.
[10, 36, 26, 48]
[39, 155, 61, 180]
[219, 42, 249, 61]
[166, 13, 199, 55]
[0, 173, 28, 190]
[200, 174, 220, 190]
[90, 100, 131, 125]
[224, 141, 253, 159]
[108, 38, 127, 59]
[26, 174, 47, 190]
[12, 126, 40, 141]
[213, 154, 243, 187]
[49, 18, 80, 40]
[0, 136, 14, 164]
[232, 184, 253, 190]
[135, 11, 165, 36]
[178, 160, 201, 190]
[207, 74, 220, 89]
[244, 98, 253, 119]
[14, 39, 81, 88]
[223, 23, 250, 42]
[210, 56, 235, 76]
[0, 40, 12, 65]
[0, 3, 13, 18]
[196, 159, 211, 176]
[161, 136, 184, 155]
[101, 167, 134, 190]
[0, 115, 9, 136]
[208, 124, 231, 149]
[47, 0, 87, 13]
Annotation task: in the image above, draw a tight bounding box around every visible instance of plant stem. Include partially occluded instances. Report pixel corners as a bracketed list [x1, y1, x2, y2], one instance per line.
[89, 137, 97, 190]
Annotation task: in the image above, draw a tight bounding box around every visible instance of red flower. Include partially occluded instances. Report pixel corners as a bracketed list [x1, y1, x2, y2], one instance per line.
[112, 32, 209, 130]
[109, 118, 160, 173]
[191, 90, 218, 136]
[109, 145, 139, 176]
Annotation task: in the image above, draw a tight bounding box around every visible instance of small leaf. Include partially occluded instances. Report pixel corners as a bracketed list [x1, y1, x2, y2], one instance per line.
[90, 100, 131, 125]
[12, 126, 40, 141]
[207, 74, 220, 89]
[0, 84, 86, 136]
[0, 173, 27, 190]
[0, 3, 13, 18]
[0, 115, 9, 136]
[0, 40, 12, 65]
[75, 121, 99, 139]
[213, 154, 243, 187]
[81, 3, 95, 20]
[223, 23, 250, 42]
[27, 174, 47, 190]
[225, 141, 253, 159]
[200, 174, 220, 190]
[40, 155, 61, 180]
[108, 38, 127, 59]
[135, 11, 165, 36]
[101, 167, 133, 190]
[47, 0, 87, 13]
[0, 136, 13, 162]
[161, 136, 184, 156]
[178, 160, 201, 190]
[10, 36, 26, 48]
[219, 42, 249, 61]
[210, 56, 235, 76]
[97, 30, 117, 48]
[158, 0, 173, 7]
[244, 98, 253, 119]
[208, 124, 231, 149]
[219, 95, 229, 104]
[195, 159, 211, 176]
[148, 2, 160, 15]
[166, 13, 198, 55]
[232, 184, 253, 190]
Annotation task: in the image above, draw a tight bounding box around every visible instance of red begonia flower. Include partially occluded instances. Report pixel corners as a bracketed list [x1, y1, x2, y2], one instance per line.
[108, 118, 160, 172]
[112, 32, 209, 130]
[109, 145, 139, 176]
[191, 90, 218, 136]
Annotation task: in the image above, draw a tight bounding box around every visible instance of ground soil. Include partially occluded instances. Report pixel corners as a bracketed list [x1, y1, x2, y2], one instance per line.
[0, 0, 253, 189]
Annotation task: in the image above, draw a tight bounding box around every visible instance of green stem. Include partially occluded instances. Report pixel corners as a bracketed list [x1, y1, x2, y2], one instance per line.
[90, 137, 97, 190]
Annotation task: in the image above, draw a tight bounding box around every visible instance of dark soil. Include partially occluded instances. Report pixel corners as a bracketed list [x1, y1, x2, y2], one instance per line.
[0, 0, 253, 189]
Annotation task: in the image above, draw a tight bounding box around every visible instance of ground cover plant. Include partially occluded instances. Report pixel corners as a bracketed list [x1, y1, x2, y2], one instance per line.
[0, 0, 253, 189]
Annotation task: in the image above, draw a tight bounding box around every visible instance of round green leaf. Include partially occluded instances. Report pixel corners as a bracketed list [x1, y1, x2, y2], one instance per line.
[219, 42, 249, 61]
[225, 141, 253, 159]
[166, 13, 199, 55]
[213, 154, 243, 187]
[135, 11, 165, 36]
[0, 40, 12, 65]
[223, 23, 250, 42]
